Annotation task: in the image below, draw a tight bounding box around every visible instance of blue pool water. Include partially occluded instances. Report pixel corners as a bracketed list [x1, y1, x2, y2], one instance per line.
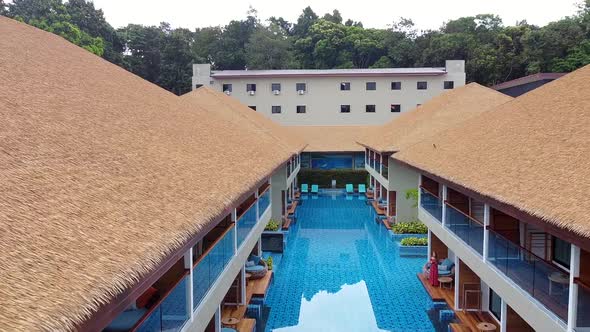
[262, 193, 453, 332]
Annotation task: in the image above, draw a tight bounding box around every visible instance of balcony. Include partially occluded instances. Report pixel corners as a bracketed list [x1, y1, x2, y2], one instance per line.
[258, 188, 270, 219]
[487, 231, 569, 321]
[237, 201, 258, 249]
[420, 187, 442, 221]
[192, 225, 236, 311]
[575, 280, 590, 329]
[444, 203, 484, 255]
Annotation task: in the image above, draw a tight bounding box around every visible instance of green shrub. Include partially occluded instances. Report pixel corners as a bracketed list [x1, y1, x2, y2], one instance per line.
[265, 219, 280, 231]
[298, 169, 368, 188]
[400, 237, 428, 246]
[392, 221, 428, 234]
[405, 188, 419, 208]
[265, 256, 273, 270]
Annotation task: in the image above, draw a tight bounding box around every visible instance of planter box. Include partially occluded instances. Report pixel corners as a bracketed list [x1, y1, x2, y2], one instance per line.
[261, 231, 285, 252]
[398, 245, 428, 257]
[389, 232, 427, 242]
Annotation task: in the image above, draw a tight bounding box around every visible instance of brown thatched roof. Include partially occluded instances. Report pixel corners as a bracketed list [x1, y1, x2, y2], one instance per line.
[180, 87, 306, 154]
[287, 125, 375, 152]
[394, 65, 590, 238]
[0, 17, 294, 331]
[357, 83, 512, 153]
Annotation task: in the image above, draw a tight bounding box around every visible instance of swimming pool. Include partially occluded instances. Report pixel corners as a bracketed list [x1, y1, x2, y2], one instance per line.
[262, 192, 453, 332]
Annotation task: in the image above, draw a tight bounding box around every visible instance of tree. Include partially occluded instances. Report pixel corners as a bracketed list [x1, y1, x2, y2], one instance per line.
[245, 24, 296, 69]
[0, 0, 7, 15]
[293, 6, 318, 38]
[323, 9, 342, 24]
[551, 40, 590, 71]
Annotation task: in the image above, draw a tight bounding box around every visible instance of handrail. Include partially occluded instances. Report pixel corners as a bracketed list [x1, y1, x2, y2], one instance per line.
[444, 201, 485, 227]
[259, 186, 270, 197]
[575, 278, 590, 292]
[236, 199, 257, 221]
[192, 223, 235, 269]
[130, 269, 191, 332]
[419, 185, 440, 199]
[487, 226, 568, 273]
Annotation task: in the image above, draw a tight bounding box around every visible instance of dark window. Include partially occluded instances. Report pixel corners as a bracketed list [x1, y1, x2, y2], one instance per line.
[553, 237, 571, 268]
[417, 81, 428, 90]
[340, 105, 351, 113]
[247, 83, 256, 92]
[248, 106, 256, 111]
[296, 105, 306, 114]
[366, 82, 376, 90]
[340, 82, 351, 91]
[444, 81, 454, 89]
[391, 81, 402, 90]
[489, 288, 502, 321]
[271, 83, 281, 91]
[390, 104, 401, 113]
[296, 83, 307, 91]
[366, 105, 376, 113]
[271, 106, 281, 114]
[195, 84, 203, 89]
[417, 104, 422, 107]
[222, 83, 232, 92]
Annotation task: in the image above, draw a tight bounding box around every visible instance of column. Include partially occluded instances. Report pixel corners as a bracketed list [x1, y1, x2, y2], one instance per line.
[483, 204, 490, 262]
[441, 185, 448, 227]
[255, 190, 259, 223]
[500, 299, 507, 332]
[184, 249, 194, 320]
[427, 230, 432, 263]
[215, 305, 221, 332]
[568, 245, 581, 332]
[240, 267, 247, 305]
[454, 255, 460, 310]
[232, 209, 238, 253]
[418, 174, 422, 208]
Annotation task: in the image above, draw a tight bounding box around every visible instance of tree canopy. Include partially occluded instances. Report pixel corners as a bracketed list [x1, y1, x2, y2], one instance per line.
[3, 0, 590, 95]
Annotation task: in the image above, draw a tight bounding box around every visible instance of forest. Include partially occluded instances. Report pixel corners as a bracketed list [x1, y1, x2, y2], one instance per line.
[3, 0, 590, 95]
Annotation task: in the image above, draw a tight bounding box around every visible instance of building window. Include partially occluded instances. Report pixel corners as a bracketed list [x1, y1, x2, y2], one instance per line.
[391, 81, 402, 90]
[390, 104, 401, 113]
[444, 81, 454, 89]
[417, 104, 422, 107]
[366, 105, 376, 113]
[247, 83, 256, 92]
[222, 83, 232, 92]
[552, 237, 571, 269]
[489, 289, 502, 321]
[195, 84, 203, 89]
[248, 106, 256, 111]
[271, 83, 281, 91]
[340, 82, 351, 91]
[340, 105, 351, 113]
[417, 81, 428, 90]
[366, 82, 376, 90]
[272, 106, 281, 114]
[296, 105, 307, 114]
[296, 83, 307, 92]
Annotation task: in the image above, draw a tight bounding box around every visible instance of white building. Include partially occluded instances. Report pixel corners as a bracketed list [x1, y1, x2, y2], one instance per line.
[192, 61, 466, 126]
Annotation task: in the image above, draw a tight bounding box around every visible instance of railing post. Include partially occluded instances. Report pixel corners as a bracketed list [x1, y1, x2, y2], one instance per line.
[483, 204, 490, 263]
[255, 190, 260, 223]
[568, 245, 581, 332]
[441, 185, 448, 227]
[500, 299, 507, 332]
[232, 209, 238, 254]
[427, 230, 432, 263]
[454, 255, 460, 310]
[184, 249, 194, 322]
[417, 174, 422, 208]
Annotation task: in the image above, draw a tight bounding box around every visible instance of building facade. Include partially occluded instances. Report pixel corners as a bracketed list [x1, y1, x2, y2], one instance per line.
[192, 61, 466, 126]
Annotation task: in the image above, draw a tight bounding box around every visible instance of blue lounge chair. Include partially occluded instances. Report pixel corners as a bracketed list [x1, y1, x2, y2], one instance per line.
[345, 184, 354, 193]
[358, 184, 366, 193]
[311, 184, 319, 194]
[301, 184, 309, 193]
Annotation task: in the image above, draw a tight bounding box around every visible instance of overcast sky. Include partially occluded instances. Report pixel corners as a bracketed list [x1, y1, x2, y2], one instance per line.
[92, 0, 580, 31]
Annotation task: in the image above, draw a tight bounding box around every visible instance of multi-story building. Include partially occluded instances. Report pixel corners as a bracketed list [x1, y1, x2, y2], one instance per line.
[357, 83, 512, 222]
[391, 65, 590, 331]
[192, 61, 466, 126]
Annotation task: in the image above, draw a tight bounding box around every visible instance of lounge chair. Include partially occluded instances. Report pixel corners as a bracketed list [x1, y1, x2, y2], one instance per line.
[358, 184, 366, 193]
[346, 184, 354, 193]
[301, 184, 309, 193]
[311, 184, 319, 194]
[437, 258, 456, 277]
[245, 255, 268, 279]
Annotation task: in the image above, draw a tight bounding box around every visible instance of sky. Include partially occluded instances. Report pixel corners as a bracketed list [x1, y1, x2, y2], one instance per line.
[91, 0, 581, 31]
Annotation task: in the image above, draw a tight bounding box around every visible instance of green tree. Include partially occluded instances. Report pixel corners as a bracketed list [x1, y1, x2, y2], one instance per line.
[245, 23, 296, 69]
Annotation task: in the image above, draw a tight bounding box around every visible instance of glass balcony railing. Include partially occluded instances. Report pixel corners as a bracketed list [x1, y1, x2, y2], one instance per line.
[374, 161, 382, 174]
[258, 189, 270, 219]
[420, 187, 442, 221]
[488, 231, 569, 321]
[193, 226, 236, 310]
[576, 281, 590, 329]
[444, 204, 484, 255]
[381, 163, 388, 179]
[133, 273, 191, 332]
[237, 202, 258, 249]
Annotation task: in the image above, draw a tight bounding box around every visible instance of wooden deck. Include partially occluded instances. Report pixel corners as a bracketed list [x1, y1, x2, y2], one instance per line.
[221, 272, 273, 332]
[381, 217, 392, 230]
[286, 201, 298, 215]
[418, 273, 499, 332]
[371, 201, 386, 215]
[366, 191, 374, 199]
[282, 217, 292, 230]
[251, 271, 273, 297]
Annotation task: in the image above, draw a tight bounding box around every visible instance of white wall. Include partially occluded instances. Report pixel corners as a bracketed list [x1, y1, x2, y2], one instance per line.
[388, 161, 419, 222]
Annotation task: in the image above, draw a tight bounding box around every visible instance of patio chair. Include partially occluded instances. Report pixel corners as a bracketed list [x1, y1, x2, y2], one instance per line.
[245, 255, 268, 279]
[311, 184, 319, 194]
[301, 184, 309, 193]
[346, 184, 354, 193]
[437, 258, 456, 278]
[358, 184, 366, 193]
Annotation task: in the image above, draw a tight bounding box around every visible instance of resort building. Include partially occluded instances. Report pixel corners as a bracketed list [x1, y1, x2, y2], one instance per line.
[357, 84, 512, 223]
[492, 72, 566, 97]
[0, 16, 305, 332]
[391, 65, 590, 331]
[191, 61, 466, 126]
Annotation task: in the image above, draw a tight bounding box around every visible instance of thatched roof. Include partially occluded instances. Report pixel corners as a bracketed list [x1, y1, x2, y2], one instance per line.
[0, 17, 295, 331]
[287, 126, 375, 152]
[357, 83, 512, 153]
[394, 65, 590, 238]
[180, 87, 306, 154]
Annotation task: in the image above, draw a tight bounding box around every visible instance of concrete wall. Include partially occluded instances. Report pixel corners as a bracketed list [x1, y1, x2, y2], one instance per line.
[271, 165, 287, 221]
[193, 61, 466, 126]
[388, 161, 419, 222]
